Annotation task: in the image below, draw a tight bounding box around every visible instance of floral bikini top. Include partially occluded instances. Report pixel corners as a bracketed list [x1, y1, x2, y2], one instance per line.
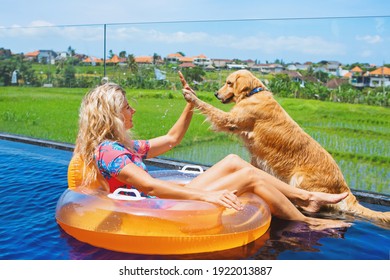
[95, 140, 150, 196]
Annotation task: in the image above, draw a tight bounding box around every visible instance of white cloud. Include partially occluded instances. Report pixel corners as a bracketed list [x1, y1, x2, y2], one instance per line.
[360, 50, 373, 58]
[226, 35, 345, 56]
[375, 18, 385, 33]
[356, 35, 383, 44]
[110, 27, 346, 57]
[2, 20, 385, 64]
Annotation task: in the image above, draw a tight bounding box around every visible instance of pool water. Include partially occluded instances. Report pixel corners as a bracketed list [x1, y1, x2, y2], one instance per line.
[0, 139, 389, 260]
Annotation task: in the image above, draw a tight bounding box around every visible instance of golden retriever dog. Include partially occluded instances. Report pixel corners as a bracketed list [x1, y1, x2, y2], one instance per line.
[182, 69, 389, 226]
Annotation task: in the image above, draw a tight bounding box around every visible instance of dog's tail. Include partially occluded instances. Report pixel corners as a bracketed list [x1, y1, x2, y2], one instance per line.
[341, 191, 390, 227]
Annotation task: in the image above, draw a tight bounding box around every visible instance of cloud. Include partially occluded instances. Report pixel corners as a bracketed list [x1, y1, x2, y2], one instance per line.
[360, 50, 372, 58]
[110, 26, 345, 56]
[0, 20, 102, 41]
[0, 20, 54, 37]
[375, 18, 385, 33]
[221, 35, 345, 56]
[110, 27, 210, 44]
[0, 21, 352, 60]
[356, 35, 383, 44]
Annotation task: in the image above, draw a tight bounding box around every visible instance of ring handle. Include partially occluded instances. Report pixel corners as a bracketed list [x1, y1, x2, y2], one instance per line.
[181, 165, 204, 174]
[107, 188, 146, 201]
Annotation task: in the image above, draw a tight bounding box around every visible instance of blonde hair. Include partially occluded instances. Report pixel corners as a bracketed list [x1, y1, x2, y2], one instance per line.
[74, 83, 132, 188]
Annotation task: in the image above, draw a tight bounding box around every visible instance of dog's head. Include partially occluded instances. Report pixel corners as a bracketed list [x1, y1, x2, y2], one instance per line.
[215, 70, 268, 104]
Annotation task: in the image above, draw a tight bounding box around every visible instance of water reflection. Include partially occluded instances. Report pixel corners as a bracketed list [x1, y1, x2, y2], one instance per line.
[58, 218, 353, 260]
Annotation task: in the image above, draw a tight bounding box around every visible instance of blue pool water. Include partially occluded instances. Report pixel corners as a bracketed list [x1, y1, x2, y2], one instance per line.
[0, 139, 389, 260]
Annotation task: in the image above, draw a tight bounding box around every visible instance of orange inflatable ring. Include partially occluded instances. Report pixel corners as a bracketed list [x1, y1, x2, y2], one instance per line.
[55, 156, 271, 255]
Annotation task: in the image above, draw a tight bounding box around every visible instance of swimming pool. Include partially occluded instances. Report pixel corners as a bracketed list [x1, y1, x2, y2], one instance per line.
[0, 137, 389, 260]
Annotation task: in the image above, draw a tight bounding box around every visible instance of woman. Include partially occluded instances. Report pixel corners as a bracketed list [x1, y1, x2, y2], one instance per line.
[74, 74, 350, 230]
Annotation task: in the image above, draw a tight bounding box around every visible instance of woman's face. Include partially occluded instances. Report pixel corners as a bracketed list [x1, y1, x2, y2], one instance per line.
[121, 99, 136, 130]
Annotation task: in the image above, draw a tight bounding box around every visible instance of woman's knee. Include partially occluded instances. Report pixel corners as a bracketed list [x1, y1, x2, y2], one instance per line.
[222, 154, 247, 170]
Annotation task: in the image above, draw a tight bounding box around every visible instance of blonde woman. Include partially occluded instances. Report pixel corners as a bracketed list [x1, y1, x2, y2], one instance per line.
[73, 74, 350, 230]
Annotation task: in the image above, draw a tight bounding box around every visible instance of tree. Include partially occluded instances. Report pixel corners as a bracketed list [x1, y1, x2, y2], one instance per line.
[179, 66, 205, 88]
[127, 54, 138, 73]
[153, 53, 161, 65]
[119, 51, 127, 58]
[0, 54, 37, 86]
[67, 46, 75, 56]
[314, 70, 329, 83]
[109, 50, 114, 59]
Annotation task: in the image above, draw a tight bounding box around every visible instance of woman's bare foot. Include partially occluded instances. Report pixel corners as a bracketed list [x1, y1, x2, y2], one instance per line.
[304, 216, 352, 231]
[300, 191, 349, 213]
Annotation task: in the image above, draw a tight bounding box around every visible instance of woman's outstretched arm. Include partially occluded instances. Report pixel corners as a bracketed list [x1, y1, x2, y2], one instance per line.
[147, 72, 195, 158]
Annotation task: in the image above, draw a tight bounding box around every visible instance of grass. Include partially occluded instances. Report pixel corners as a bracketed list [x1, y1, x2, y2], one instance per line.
[0, 86, 389, 194]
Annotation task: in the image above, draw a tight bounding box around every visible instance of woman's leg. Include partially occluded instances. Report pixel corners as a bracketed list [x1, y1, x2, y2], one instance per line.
[187, 164, 349, 229]
[189, 154, 348, 212]
[186, 163, 350, 229]
[188, 166, 303, 220]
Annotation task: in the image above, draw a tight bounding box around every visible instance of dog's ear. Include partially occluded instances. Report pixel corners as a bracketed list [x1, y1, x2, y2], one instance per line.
[233, 73, 252, 98]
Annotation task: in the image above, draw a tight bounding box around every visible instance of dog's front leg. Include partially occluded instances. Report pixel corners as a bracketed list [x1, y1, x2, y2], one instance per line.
[182, 89, 252, 133]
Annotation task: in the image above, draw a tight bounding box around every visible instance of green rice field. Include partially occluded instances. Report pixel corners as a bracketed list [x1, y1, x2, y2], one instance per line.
[0, 86, 389, 194]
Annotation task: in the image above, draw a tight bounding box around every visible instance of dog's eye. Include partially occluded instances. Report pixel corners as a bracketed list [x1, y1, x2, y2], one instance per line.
[227, 81, 232, 86]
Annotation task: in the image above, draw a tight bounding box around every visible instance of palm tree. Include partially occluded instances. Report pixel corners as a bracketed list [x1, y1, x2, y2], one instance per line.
[153, 53, 161, 65]
[127, 54, 138, 73]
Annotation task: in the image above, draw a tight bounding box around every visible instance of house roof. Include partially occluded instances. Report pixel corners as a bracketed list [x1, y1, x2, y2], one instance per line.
[351, 66, 363, 72]
[179, 62, 195, 68]
[326, 78, 349, 89]
[83, 57, 102, 63]
[212, 58, 232, 62]
[194, 54, 207, 58]
[25, 50, 39, 57]
[179, 57, 194, 63]
[370, 66, 390, 76]
[344, 72, 352, 78]
[135, 56, 153, 63]
[167, 53, 183, 58]
[106, 54, 126, 63]
[281, 70, 302, 79]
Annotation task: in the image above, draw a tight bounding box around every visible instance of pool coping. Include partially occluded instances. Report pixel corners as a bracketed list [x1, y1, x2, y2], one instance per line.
[1, 132, 389, 206]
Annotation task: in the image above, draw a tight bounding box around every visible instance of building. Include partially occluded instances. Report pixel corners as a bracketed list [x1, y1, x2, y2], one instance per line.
[37, 50, 57, 64]
[193, 54, 212, 67]
[369, 67, 390, 87]
[82, 56, 103, 66]
[134, 56, 153, 65]
[212, 58, 232, 68]
[250, 63, 284, 73]
[165, 53, 183, 64]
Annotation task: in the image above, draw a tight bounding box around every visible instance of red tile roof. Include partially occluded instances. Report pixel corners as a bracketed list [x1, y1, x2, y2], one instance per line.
[179, 57, 194, 63]
[83, 57, 103, 63]
[107, 54, 121, 63]
[179, 62, 195, 68]
[24, 50, 39, 57]
[351, 66, 363, 72]
[135, 56, 153, 63]
[167, 53, 183, 58]
[370, 66, 390, 76]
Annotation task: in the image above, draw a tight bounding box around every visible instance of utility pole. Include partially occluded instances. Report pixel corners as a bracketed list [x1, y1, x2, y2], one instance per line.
[103, 24, 107, 78]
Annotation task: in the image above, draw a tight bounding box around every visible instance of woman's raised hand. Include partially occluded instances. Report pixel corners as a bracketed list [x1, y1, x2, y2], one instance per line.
[178, 71, 197, 103]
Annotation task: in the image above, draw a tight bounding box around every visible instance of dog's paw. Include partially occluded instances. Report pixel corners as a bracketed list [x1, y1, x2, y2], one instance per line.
[182, 89, 197, 103]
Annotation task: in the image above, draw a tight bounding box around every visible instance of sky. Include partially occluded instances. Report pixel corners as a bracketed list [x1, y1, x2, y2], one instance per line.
[1, 0, 390, 66]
